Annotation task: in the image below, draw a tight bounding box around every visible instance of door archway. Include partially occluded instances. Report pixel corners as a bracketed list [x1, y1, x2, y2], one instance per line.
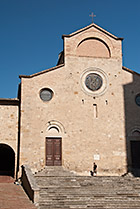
[0, 144, 15, 177]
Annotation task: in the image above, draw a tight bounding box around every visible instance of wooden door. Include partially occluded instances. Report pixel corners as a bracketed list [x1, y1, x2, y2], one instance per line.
[46, 137, 62, 166]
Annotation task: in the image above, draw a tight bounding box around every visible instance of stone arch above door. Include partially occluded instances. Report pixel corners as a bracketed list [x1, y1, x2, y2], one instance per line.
[128, 127, 140, 137]
[46, 120, 66, 136]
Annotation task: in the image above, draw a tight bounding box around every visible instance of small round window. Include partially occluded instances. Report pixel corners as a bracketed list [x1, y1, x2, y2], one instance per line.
[40, 88, 53, 101]
[135, 94, 140, 106]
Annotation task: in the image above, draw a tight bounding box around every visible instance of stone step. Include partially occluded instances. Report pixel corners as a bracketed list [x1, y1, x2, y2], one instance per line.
[39, 187, 139, 193]
[39, 198, 140, 204]
[39, 192, 140, 199]
[39, 192, 139, 199]
[39, 203, 140, 209]
[35, 166, 77, 177]
[35, 176, 140, 185]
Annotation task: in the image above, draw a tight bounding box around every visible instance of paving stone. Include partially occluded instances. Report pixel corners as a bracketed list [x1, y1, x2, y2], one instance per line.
[0, 176, 37, 209]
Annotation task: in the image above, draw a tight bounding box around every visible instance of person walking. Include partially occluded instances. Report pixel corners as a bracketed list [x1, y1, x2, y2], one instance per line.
[93, 162, 97, 176]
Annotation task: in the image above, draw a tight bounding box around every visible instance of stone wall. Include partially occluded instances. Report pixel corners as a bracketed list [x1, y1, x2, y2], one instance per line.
[0, 99, 19, 177]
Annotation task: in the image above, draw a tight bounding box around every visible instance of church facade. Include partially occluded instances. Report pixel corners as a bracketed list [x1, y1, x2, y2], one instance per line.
[1, 23, 140, 178]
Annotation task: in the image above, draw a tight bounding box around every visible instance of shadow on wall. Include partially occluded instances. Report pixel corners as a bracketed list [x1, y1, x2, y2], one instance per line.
[123, 70, 140, 177]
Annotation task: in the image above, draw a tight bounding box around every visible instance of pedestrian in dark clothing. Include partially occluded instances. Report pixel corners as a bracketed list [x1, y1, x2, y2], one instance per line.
[93, 162, 97, 176]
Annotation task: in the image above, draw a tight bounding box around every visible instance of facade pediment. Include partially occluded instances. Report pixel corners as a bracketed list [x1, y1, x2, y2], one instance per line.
[63, 23, 123, 60]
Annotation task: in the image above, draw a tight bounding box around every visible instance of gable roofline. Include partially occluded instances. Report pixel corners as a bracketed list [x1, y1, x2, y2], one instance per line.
[19, 65, 140, 79]
[19, 64, 65, 79]
[122, 66, 140, 76]
[62, 23, 123, 41]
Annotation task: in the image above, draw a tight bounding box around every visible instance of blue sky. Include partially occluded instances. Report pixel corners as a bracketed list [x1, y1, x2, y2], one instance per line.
[0, 0, 140, 98]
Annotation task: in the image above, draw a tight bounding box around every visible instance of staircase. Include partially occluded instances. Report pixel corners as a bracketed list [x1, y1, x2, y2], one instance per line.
[34, 167, 140, 209]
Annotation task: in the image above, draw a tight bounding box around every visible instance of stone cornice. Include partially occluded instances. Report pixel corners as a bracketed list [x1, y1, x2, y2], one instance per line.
[0, 98, 19, 105]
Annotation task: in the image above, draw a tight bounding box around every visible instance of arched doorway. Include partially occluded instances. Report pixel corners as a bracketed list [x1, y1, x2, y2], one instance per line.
[0, 144, 15, 177]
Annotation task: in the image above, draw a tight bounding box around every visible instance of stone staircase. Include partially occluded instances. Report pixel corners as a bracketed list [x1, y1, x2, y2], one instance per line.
[34, 167, 140, 209]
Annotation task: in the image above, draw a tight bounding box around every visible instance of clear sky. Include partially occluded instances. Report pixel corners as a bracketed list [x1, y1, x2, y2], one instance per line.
[0, 0, 140, 98]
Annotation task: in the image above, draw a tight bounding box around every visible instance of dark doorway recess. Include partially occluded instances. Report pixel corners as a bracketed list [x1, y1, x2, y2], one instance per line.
[46, 137, 62, 166]
[0, 144, 15, 177]
[131, 141, 140, 168]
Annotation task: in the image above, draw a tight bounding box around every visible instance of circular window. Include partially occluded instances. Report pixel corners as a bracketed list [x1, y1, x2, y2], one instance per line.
[40, 88, 53, 101]
[80, 67, 108, 97]
[135, 94, 140, 106]
[85, 73, 103, 91]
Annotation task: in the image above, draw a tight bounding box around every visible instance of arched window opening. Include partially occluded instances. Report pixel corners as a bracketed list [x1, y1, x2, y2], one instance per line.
[0, 144, 15, 177]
